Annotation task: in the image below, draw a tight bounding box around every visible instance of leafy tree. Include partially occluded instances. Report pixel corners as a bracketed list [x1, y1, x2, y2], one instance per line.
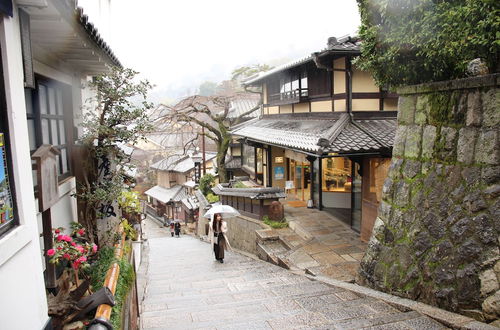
[199, 173, 216, 196]
[77, 67, 153, 244]
[199, 81, 218, 96]
[356, 0, 500, 87]
[231, 64, 273, 82]
[157, 93, 260, 183]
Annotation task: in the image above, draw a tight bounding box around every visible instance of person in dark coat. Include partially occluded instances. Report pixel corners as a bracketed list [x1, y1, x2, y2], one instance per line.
[208, 213, 230, 263]
[169, 221, 175, 237]
[174, 221, 181, 237]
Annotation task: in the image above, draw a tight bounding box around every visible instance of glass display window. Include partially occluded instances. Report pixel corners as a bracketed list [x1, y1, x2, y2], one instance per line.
[322, 157, 352, 192]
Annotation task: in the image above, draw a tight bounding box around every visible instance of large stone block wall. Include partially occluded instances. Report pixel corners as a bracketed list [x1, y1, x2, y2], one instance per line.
[359, 74, 499, 322]
[226, 215, 267, 256]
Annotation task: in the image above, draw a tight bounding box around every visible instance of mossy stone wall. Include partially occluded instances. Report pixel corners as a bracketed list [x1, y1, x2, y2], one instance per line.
[359, 74, 499, 322]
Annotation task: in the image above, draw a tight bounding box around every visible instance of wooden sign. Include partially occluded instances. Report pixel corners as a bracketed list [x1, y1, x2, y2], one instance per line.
[275, 156, 284, 163]
[32, 145, 60, 212]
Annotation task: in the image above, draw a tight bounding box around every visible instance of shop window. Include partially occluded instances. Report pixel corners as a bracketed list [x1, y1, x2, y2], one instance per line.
[242, 144, 255, 176]
[25, 76, 72, 187]
[322, 157, 352, 192]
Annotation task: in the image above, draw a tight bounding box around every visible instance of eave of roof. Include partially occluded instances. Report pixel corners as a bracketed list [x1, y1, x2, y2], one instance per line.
[232, 112, 397, 156]
[243, 36, 360, 86]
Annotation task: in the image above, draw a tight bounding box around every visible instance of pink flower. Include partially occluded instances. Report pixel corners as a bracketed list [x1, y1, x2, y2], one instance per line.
[56, 235, 63, 241]
[77, 256, 87, 263]
[92, 244, 98, 253]
[63, 253, 71, 260]
[72, 261, 80, 269]
[63, 235, 72, 242]
[55, 229, 60, 234]
[57, 246, 62, 251]
[47, 249, 55, 256]
[71, 242, 76, 247]
[76, 245, 84, 253]
[78, 228, 85, 236]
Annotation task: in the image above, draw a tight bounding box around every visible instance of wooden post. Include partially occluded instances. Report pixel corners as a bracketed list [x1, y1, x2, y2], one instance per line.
[202, 127, 206, 175]
[42, 209, 56, 288]
[32, 145, 60, 290]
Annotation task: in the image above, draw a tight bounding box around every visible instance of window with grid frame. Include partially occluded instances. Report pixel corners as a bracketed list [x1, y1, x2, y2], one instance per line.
[25, 76, 72, 187]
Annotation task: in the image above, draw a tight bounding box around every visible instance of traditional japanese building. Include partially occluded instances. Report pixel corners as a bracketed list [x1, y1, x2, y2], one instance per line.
[145, 152, 217, 222]
[0, 0, 120, 328]
[232, 36, 398, 241]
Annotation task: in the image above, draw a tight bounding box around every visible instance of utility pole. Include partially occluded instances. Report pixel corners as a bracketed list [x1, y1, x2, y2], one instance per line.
[202, 126, 206, 175]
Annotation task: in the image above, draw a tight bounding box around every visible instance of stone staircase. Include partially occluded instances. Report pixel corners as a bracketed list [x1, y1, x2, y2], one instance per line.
[256, 227, 313, 272]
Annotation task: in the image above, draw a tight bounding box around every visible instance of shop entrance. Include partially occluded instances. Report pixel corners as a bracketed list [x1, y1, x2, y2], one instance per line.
[288, 159, 310, 202]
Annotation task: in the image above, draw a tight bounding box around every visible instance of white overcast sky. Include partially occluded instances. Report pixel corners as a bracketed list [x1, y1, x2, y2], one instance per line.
[78, 0, 361, 91]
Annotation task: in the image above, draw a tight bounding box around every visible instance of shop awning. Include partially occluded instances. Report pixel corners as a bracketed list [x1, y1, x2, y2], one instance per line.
[232, 112, 397, 156]
[144, 185, 184, 204]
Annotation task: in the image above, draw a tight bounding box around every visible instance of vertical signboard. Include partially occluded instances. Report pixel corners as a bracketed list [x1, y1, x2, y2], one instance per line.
[0, 133, 14, 225]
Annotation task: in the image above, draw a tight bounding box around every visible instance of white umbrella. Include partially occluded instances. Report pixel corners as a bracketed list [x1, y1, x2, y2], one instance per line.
[203, 204, 240, 218]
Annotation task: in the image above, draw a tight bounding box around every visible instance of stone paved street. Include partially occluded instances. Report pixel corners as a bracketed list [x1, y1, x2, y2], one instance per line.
[139, 217, 448, 330]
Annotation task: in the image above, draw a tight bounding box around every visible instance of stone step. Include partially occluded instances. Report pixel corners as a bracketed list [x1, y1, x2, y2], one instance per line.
[257, 240, 289, 265]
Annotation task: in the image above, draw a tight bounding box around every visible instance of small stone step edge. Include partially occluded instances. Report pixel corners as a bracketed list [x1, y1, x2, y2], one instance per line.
[310, 274, 499, 330]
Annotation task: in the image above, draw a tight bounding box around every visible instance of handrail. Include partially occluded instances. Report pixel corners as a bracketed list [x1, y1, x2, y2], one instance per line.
[89, 228, 126, 330]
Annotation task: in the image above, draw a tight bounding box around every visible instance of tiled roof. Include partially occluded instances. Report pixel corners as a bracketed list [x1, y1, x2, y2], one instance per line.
[181, 196, 199, 210]
[232, 112, 397, 155]
[144, 185, 184, 204]
[243, 36, 359, 86]
[227, 97, 261, 119]
[151, 152, 217, 173]
[76, 6, 121, 67]
[232, 115, 343, 153]
[212, 184, 286, 200]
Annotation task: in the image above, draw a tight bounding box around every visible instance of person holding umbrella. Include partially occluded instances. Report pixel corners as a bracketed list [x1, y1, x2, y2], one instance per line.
[209, 213, 230, 263]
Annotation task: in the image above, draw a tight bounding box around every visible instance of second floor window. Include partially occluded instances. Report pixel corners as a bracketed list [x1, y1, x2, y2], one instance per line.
[25, 76, 72, 186]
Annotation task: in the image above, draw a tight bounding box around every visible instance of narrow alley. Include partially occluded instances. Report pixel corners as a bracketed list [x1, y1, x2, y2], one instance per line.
[138, 217, 448, 330]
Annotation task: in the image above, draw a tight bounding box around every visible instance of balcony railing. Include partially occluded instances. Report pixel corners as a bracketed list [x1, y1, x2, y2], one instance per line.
[268, 88, 308, 105]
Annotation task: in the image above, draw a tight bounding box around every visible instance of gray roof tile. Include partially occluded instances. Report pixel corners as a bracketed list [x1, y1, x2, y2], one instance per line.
[232, 113, 397, 155]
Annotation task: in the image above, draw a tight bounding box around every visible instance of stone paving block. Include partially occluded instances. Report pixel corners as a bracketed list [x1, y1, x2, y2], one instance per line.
[341, 254, 357, 262]
[217, 320, 272, 330]
[332, 245, 364, 255]
[330, 310, 422, 330]
[303, 243, 332, 254]
[267, 311, 330, 329]
[335, 290, 364, 301]
[142, 312, 194, 329]
[350, 252, 365, 261]
[321, 304, 380, 321]
[263, 297, 302, 312]
[232, 290, 276, 301]
[312, 251, 345, 264]
[295, 295, 330, 311]
[403, 316, 450, 329]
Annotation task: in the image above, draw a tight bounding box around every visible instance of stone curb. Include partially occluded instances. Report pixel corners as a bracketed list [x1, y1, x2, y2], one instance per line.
[310, 274, 498, 330]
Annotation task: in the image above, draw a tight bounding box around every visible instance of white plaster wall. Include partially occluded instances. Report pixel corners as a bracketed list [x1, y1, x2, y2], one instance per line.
[0, 8, 49, 329]
[37, 178, 78, 268]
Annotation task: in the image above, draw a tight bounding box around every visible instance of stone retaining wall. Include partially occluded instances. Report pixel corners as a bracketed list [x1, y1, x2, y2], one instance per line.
[225, 215, 268, 256]
[359, 74, 499, 322]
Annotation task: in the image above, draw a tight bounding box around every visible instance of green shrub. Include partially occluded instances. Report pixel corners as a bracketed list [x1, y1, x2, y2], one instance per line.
[356, 0, 500, 87]
[233, 181, 246, 188]
[121, 219, 138, 241]
[262, 215, 288, 229]
[199, 174, 216, 196]
[206, 193, 220, 203]
[88, 245, 134, 330]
